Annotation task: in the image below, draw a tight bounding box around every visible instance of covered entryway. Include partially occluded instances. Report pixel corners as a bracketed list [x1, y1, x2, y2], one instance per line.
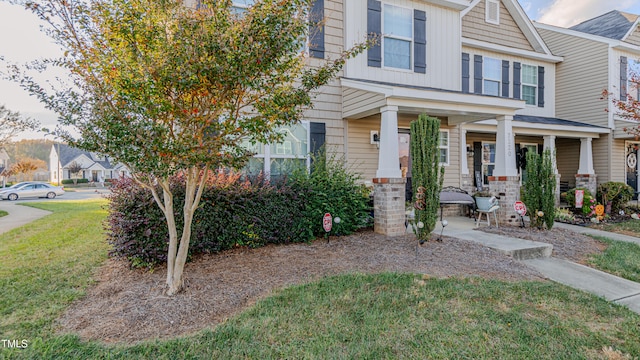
[626, 142, 640, 200]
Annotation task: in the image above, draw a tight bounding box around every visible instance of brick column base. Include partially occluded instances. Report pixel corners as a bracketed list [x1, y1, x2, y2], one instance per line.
[488, 176, 521, 226]
[461, 173, 475, 194]
[575, 174, 597, 195]
[373, 177, 407, 236]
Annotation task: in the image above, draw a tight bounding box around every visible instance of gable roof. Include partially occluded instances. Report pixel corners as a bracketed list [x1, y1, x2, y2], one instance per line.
[570, 10, 639, 41]
[55, 144, 113, 169]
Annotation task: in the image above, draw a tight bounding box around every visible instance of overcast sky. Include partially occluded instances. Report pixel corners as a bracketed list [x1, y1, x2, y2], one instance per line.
[3, 0, 640, 140]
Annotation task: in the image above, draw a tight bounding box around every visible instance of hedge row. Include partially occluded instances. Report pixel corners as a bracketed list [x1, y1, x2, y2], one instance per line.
[106, 157, 371, 268]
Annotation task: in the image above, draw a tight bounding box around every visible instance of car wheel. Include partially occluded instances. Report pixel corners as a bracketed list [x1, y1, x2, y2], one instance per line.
[46, 192, 56, 199]
[8, 193, 18, 201]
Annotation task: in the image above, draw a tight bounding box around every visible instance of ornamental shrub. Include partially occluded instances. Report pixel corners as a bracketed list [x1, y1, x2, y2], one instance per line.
[597, 182, 634, 213]
[564, 187, 594, 216]
[521, 149, 556, 229]
[62, 178, 89, 184]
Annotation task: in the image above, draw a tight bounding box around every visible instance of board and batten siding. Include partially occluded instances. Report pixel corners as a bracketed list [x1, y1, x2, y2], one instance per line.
[343, 0, 461, 91]
[462, 47, 556, 118]
[537, 28, 610, 128]
[461, 0, 535, 52]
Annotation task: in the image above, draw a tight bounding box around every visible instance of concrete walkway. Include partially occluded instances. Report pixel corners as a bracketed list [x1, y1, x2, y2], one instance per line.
[0, 202, 51, 235]
[434, 217, 640, 315]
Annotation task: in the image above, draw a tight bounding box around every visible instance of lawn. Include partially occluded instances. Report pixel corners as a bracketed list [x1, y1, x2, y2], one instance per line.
[2, 200, 640, 359]
[0, 209, 7, 217]
[599, 218, 640, 237]
[588, 235, 640, 283]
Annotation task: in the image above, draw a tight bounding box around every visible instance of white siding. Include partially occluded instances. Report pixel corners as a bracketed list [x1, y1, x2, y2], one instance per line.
[344, 0, 461, 91]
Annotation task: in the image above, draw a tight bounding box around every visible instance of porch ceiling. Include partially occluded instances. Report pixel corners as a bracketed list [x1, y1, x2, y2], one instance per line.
[341, 78, 525, 123]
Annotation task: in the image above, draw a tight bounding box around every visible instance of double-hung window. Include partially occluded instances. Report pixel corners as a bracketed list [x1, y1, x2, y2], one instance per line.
[242, 123, 310, 179]
[628, 59, 640, 101]
[383, 4, 413, 70]
[439, 130, 449, 165]
[483, 57, 501, 96]
[481, 142, 496, 185]
[521, 64, 538, 105]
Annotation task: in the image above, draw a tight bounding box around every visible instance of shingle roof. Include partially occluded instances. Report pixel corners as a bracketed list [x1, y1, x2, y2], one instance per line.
[569, 10, 639, 40]
[56, 144, 112, 168]
[513, 115, 607, 129]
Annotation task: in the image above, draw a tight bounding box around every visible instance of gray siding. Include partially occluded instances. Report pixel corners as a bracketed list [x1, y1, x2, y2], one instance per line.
[556, 138, 580, 188]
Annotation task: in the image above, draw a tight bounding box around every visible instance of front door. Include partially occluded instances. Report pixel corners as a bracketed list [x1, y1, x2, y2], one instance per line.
[626, 142, 639, 200]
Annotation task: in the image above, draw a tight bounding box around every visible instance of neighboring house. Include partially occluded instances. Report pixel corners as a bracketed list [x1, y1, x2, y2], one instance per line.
[536, 10, 640, 201]
[49, 144, 130, 184]
[0, 148, 9, 186]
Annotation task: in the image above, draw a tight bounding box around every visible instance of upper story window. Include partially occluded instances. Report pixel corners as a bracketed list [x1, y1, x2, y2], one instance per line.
[628, 59, 640, 101]
[521, 64, 538, 105]
[483, 57, 501, 96]
[383, 4, 413, 70]
[485, 0, 499, 25]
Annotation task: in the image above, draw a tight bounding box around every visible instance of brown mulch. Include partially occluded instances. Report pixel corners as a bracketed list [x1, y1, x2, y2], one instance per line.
[56, 226, 604, 344]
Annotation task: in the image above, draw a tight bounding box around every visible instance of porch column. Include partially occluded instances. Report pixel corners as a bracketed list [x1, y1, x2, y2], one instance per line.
[376, 106, 401, 178]
[544, 135, 560, 206]
[460, 128, 469, 175]
[576, 137, 597, 194]
[488, 115, 520, 225]
[493, 115, 518, 177]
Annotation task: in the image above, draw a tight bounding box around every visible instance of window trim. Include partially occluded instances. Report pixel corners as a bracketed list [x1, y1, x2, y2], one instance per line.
[246, 121, 311, 177]
[439, 129, 450, 166]
[381, 3, 414, 71]
[521, 64, 538, 106]
[628, 58, 640, 101]
[481, 141, 496, 185]
[485, 0, 500, 25]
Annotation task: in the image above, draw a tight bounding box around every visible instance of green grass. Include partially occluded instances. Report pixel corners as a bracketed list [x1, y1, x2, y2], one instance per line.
[599, 219, 640, 237]
[2, 201, 640, 359]
[0, 209, 7, 217]
[588, 235, 640, 283]
[0, 200, 109, 341]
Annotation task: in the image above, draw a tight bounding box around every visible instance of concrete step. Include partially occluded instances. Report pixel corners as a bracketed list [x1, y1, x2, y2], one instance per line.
[445, 228, 553, 260]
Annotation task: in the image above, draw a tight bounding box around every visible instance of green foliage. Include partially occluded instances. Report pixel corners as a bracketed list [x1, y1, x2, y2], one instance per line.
[565, 187, 595, 216]
[0, 105, 38, 149]
[61, 178, 89, 185]
[288, 148, 372, 238]
[2, 139, 53, 164]
[410, 114, 444, 240]
[522, 149, 556, 229]
[597, 182, 634, 213]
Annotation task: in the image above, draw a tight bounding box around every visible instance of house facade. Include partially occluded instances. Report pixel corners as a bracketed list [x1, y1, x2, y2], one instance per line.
[536, 11, 640, 202]
[49, 144, 130, 184]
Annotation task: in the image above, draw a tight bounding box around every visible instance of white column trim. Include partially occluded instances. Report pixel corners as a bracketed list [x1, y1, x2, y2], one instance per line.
[577, 137, 595, 174]
[461, 127, 469, 175]
[376, 106, 401, 178]
[493, 115, 518, 177]
[543, 135, 558, 174]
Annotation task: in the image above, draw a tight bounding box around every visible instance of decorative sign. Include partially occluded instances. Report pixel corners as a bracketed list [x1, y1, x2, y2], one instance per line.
[575, 190, 584, 208]
[323, 213, 333, 232]
[513, 201, 527, 216]
[628, 153, 637, 169]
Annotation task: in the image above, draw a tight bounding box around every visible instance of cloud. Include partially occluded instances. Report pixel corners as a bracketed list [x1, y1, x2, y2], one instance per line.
[538, 0, 639, 27]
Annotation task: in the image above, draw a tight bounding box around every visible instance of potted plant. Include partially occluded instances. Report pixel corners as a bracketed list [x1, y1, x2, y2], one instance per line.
[473, 190, 498, 211]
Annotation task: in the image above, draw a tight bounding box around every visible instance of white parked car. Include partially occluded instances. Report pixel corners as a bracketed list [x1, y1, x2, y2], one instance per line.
[1, 183, 65, 201]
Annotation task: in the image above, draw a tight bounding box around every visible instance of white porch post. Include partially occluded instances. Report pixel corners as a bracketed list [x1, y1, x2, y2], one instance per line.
[493, 115, 518, 176]
[376, 106, 401, 178]
[577, 138, 595, 174]
[460, 127, 469, 175]
[543, 135, 558, 174]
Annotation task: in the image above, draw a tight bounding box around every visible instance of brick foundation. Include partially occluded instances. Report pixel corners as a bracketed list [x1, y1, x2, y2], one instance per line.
[488, 176, 521, 225]
[373, 177, 407, 236]
[575, 174, 597, 195]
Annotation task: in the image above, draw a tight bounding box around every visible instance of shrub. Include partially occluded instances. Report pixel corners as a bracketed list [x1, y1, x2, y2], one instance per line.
[62, 178, 89, 184]
[565, 187, 594, 216]
[521, 149, 556, 229]
[597, 182, 634, 213]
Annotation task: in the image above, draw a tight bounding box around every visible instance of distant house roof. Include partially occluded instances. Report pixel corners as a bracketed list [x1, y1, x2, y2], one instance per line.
[56, 144, 112, 169]
[514, 115, 607, 129]
[569, 10, 639, 40]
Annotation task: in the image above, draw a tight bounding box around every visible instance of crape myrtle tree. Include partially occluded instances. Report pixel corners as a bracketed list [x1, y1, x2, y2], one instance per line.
[602, 67, 640, 138]
[10, 0, 369, 295]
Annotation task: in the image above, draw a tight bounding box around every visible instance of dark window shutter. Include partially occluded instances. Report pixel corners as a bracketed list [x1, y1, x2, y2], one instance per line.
[414, 10, 426, 74]
[538, 66, 545, 107]
[513, 62, 521, 100]
[621, 56, 628, 100]
[501, 60, 510, 98]
[310, 122, 326, 156]
[474, 55, 483, 94]
[462, 53, 470, 93]
[309, 0, 325, 59]
[367, 0, 382, 68]
[515, 143, 521, 170]
[473, 142, 482, 189]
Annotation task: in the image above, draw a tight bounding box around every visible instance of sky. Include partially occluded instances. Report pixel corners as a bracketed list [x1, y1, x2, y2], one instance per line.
[3, 0, 640, 140]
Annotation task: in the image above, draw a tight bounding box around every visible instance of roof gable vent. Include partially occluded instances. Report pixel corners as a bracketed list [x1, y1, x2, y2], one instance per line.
[486, 0, 499, 25]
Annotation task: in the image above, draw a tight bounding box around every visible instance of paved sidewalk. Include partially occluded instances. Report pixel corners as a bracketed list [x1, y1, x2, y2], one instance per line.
[434, 217, 640, 315]
[0, 202, 51, 235]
